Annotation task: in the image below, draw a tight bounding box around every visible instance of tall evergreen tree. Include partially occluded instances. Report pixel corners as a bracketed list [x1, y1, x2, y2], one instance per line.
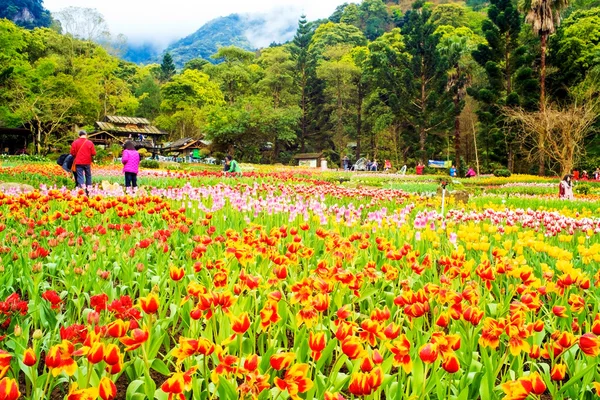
[160, 52, 176, 83]
[290, 15, 314, 151]
[400, 2, 452, 162]
[469, 0, 538, 171]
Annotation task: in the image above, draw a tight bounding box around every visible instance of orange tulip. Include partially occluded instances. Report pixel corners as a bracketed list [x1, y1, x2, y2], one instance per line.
[524, 372, 546, 395]
[419, 343, 438, 364]
[324, 392, 346, 400]
[341, 336, 364, 360]
[231, 312, 251, 335]
[550, 363, 567, 381]
[87, 342, 105, 364]
[139, 293, 159, 314]
[103, 344, 121, 365]
[348, 367, 383, 397]
[22, 348, 37, 367]
[99, 377, 117, 400]
[66, 383, 99, 400]
[169, 265, 185, 281]
[45, 340, 77, 377]
[119, 328, 149, 352]
[442, 354, 460, 373]
[0, 377, 20, 400]
[387, 335, 412, 373]
[270, 352, 295, 371]
[308, 332, 326, 360]
[106, 319, 129, 338]
[552, 306, 568, 318]
[0, 351, 11, 380]
[274, 363, 313, 399]
[579, 333, 600, 357]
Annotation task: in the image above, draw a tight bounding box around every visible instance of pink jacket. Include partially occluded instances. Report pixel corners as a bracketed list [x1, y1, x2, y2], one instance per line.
[122, 149, 140, 174]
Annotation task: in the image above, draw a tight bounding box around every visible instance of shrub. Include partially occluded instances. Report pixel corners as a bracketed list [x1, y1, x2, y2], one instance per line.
[140, 159, 159, 169]
[575, 184, 590, 195]
[494, 169, 512, 177]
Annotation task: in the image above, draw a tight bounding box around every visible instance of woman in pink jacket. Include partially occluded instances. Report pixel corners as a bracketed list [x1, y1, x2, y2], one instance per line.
[122, 141, 141, 189]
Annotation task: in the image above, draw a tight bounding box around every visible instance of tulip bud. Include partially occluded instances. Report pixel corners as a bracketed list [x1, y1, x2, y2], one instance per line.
[13, 325, 21, 337]
[32, 329, 43, 340]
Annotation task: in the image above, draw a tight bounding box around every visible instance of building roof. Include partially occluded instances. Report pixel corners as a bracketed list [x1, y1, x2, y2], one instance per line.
[104, 116, 151, 125]
[162, 137, 209, 151]
[293, 152, 323, 160]
[0, 127, 32, 136]
[95, 120, 166, 135]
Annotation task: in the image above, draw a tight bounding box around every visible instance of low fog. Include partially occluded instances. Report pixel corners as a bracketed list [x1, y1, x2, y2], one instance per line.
[44, 0, 340, 50]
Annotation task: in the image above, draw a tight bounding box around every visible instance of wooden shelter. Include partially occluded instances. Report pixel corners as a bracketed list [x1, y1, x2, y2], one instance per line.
[0, 127, 32, 155]
[162, 138, 211, 160]
[90, 116, 167, 153]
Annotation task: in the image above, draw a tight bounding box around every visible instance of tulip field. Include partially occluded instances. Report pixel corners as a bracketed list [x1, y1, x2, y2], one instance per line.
[1, 163, 600, 400]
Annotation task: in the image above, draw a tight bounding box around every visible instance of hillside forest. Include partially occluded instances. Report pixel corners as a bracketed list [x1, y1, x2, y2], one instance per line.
[2, 0, 600, 176]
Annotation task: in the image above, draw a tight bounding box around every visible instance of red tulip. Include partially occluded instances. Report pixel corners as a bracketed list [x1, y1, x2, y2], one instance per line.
[139, 293, 159, 314]
[231, 312, 251, 335]
[550, 363, 567, 381]
[0, 377, 20, 400]
[22, 348, 37, 367]
[579, 333, 600, 357]
[99, 377, 117, 400]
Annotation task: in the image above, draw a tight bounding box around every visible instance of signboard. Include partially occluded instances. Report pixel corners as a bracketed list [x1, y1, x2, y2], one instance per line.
[428, 160, 451, 168]
[299, 159, 318, 168]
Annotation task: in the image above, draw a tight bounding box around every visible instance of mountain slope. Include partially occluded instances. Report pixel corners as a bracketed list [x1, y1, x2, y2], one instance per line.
[163, 14, 258, 68]
[0, 0, 52, 29]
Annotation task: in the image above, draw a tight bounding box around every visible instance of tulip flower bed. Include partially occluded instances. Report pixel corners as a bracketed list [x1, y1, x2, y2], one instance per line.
[2, 166, 600, 400]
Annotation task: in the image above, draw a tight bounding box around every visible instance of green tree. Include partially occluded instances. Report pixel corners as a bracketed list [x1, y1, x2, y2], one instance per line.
[436, 26, 485, 170]
[134, 70, 162, 120]
[470, 0, 538, 171]
[548, 8, 600, 94]
[205, 46, 260, 105]
[156, 69, 224, 139]
[364, 29, 412, 166]
[400, 2, 452, 161]
[183, 58, 209, 72]
[317, 45, 361, 156]
[290, 15, 315, 151]
[521, 0, 571, 109]
[160, 52, 176, 83]
[0, 0, 52, 29]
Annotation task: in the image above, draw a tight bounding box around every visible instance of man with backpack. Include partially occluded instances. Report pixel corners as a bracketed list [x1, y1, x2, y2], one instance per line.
[70, 130, 96, 193]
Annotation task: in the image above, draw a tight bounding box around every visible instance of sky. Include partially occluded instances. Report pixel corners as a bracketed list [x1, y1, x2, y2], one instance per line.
[44, 0, 342, 48]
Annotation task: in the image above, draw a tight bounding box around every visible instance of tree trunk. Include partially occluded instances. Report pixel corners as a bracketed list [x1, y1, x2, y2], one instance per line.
[505, 31, 512, 94]
[454, 94, 461, 171]
[355, 85, 363, 161]
[538, 33, 548, 176]
[420, 64, 426, 162]
[300, 73, 308, 152]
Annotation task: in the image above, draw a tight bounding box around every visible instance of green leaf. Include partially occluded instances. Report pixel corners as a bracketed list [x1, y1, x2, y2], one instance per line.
[151, 359, 171, 376]
[217, 376, 237, 399]
[126, 380, 145, 400]
[559, 363, 595, 395]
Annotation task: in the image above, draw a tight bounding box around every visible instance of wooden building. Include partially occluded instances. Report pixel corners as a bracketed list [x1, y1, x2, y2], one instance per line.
[0, 127, 32, 155]
[161, 138, 212, 161]
[90, 116, 167, 154]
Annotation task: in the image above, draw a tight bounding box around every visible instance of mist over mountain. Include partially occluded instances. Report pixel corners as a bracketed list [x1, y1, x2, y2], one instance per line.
[122, 12, 299, 67]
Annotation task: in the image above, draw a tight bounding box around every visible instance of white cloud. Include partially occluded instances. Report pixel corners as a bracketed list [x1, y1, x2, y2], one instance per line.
[44, 0, 341, 48]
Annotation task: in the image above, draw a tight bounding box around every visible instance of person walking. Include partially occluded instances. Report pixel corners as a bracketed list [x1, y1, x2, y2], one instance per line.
[122, 141, 140, 189]
[70, 130, 96, 193]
